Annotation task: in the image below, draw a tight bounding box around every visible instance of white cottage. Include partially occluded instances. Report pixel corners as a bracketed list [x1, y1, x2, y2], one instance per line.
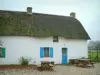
[0, 7, 90, 65]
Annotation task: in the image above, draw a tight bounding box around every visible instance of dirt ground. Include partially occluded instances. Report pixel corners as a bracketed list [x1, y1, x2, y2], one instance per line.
[0, 63, 100, 75]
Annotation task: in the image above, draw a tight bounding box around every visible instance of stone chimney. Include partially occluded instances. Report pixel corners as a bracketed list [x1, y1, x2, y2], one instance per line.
[27, 7, 32, 15]
[70, 12, 76, 18]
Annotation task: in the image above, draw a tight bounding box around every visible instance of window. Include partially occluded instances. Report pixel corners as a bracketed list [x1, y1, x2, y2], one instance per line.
[0, 47, 5, 58]
[0, 48, 2, 57]
[62, 48, 67, 56]
[53, 36, 58, 42]
[44, 47, 49, 57]
[40, 47, 53, 58]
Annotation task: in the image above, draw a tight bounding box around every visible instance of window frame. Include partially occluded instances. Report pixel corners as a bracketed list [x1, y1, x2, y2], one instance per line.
[62, 48, 67, 56]
[53, 36, 58, 42]
[0, 47, 6, 58]
[44, 47, 50, 57]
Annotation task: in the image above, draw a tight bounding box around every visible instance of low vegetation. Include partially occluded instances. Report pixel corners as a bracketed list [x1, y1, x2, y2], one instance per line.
[88, 51, 100, 62]
[19, 56, 31, 66]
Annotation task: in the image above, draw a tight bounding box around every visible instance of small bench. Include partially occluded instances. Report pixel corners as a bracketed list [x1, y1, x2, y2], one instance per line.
[76, 59, 94, 67]
[69, 58, 94, 68]
[37, 61, 54, 71]
[69, 59, 78, 64]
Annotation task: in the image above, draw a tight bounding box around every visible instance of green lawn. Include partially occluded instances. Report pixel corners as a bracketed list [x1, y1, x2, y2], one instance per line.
[88, 50, 100, 62]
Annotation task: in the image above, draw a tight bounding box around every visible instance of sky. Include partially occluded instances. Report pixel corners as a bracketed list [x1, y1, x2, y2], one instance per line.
[0, 0, 100, 40]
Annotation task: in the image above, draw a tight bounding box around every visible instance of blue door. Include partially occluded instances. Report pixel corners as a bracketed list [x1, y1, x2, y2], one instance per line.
[62, 48, 67, 64]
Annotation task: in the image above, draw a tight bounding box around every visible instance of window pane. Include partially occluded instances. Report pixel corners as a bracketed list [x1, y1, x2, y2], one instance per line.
[53, 36, 58, 42]
[44, 47, 49, 56]
[0, 48, 2, 57]
[62, 48, 67, 56]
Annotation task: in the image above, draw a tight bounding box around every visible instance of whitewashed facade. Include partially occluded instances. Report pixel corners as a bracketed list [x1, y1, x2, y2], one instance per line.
[0, 36, 88, 65]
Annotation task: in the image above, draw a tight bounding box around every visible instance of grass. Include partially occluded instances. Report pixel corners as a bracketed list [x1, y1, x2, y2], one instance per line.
[88, 50, 100, 62]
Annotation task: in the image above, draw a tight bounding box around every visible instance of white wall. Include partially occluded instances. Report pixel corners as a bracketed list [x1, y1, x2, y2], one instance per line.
[0, 36, 88, 65]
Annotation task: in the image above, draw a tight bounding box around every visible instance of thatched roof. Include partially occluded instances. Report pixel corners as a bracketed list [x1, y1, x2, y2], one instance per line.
[0, 10, 90, 39]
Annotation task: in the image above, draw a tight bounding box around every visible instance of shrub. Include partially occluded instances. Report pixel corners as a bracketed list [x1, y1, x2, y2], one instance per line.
[19, 56, 31, 66]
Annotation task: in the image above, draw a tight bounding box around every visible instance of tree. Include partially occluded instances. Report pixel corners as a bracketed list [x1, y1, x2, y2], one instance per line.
[88, 41, 95, 50]
[88, 41, 100, 50]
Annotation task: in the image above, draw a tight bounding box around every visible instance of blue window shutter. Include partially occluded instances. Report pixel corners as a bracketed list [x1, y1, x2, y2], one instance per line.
[50, 47, 53, 58]
[40, 47, 44, 58]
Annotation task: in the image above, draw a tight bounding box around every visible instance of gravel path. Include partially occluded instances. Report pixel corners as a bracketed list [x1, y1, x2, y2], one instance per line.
[0, 63, 100, 75]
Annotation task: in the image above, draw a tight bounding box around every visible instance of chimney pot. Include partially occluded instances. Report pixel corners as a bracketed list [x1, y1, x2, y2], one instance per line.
[27, 7, 32, 15]
[70, 12, 76, 18]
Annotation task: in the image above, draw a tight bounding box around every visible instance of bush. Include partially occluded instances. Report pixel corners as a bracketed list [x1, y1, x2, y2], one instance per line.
[19, 56, 31, 66]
